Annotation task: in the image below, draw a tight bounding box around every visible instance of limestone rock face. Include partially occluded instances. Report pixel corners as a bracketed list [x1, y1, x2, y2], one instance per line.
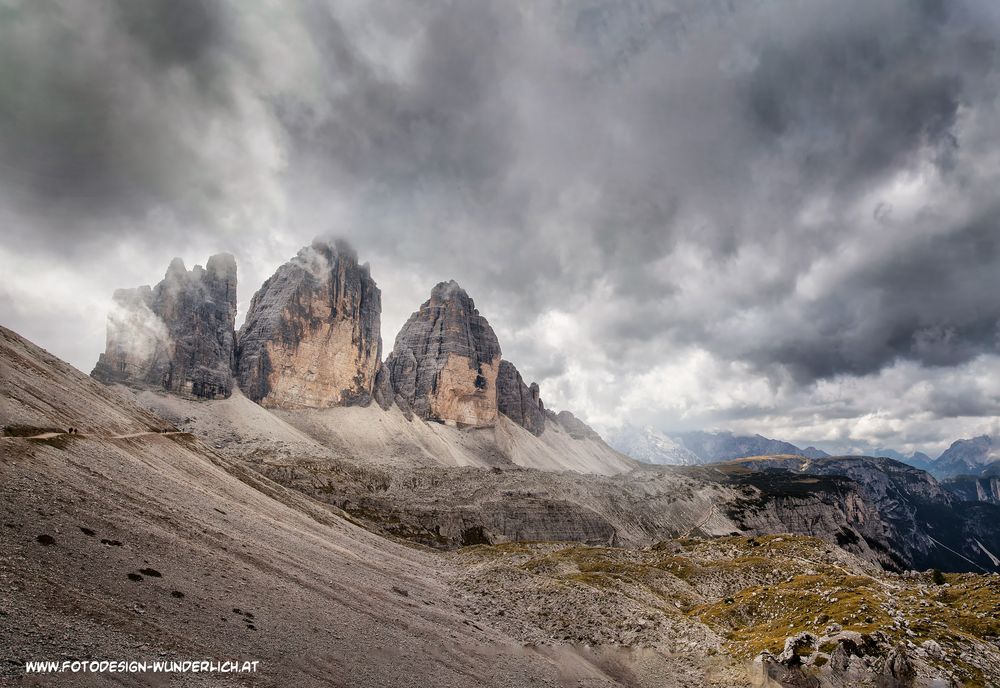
[372, 364, 394, 411]
[236, 240, 382, 409]
[555, 410, 602, 440]
[92, 254, 238, 399]
[385, 281, 501, 426]
[496, 360, 546, 436]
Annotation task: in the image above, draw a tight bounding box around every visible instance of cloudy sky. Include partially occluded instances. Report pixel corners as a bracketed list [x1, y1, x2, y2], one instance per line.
[3, 0, 1000, 456]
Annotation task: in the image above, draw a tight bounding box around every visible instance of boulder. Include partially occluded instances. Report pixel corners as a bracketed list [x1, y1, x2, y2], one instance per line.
[877, 645, 916, 688]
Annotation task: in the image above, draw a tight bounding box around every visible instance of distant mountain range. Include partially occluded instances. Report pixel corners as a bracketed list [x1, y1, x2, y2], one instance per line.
[934, 436, 1000, 477]
[607, 425, 1000, 478]
[606, 426, 829, 465]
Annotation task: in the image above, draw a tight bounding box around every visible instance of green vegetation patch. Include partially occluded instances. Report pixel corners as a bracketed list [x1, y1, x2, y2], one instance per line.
[693, 572, 892, 656]
[459, 534, 1000, 683]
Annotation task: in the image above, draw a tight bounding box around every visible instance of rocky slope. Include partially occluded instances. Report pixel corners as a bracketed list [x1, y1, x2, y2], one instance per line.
[1, 325, 688, 688]
[236, 240, 382, 408]
[382, 280, 502, 426]
[714, 455, 1000, 573]
[7, 326, 1000, 686]
[129, 383, 1000, 575]
[457, 535, 1000, 687]
[139, 384, 637, 477]
[943, 475, 1000, 505]
[91, 253, 237, 399]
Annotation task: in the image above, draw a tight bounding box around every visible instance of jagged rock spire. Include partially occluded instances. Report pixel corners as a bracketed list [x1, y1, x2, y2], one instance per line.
[496, 360, 546, 436]
[91, 253, 237, 399]
[382, 280, 501, 426]
[236, 239, 382, 409]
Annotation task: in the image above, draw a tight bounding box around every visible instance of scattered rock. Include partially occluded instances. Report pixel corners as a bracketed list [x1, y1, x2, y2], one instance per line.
[879, 645, 916, 687]
[777, 632, 816, 666]
[920, 639, 943, 660]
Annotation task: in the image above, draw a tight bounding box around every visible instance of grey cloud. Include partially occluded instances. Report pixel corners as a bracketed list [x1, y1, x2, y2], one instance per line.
[113, 0, 226, 68]
[5, 0, 1000, 453]
[0, 1, 238, 239]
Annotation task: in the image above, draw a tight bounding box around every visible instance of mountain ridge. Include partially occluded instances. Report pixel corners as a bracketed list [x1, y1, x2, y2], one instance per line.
[607, 426, 831, 465]
[609, 425, 999, 479]
[91, 240, 607, 457]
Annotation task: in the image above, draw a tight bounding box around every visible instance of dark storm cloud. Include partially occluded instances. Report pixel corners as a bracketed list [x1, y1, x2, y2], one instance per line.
[5, 0, 1000, 449]
[0, 0, 240, 250]
[544, 0, 1000, 383]
[742, 1, 968, 192]
[276, 2, 522, 247]
[114, 0, 224, 67]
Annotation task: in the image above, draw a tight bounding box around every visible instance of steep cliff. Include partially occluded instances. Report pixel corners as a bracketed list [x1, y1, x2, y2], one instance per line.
[236, 240, 382, 409]
[716, 455, 1000, 572]
[496, 360, 546, 436]
[91, 253, 237, 399]
[384, 281, 501, 426]
[943, 475, 1000, 504]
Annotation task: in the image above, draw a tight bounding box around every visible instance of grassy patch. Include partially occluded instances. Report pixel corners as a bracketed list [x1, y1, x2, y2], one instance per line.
[694, 572, 891, 655]
[459, 534, 1000, 683]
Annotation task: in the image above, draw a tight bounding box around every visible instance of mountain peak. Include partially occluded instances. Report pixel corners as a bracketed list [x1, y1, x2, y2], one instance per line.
[92, 253, 237, 399]
[236, 241, 382, 409]
[382, 282, 501, 426]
